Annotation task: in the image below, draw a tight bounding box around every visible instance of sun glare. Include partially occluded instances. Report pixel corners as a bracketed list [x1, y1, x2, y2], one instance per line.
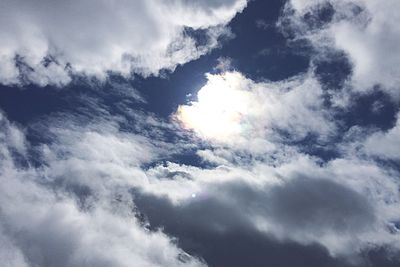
[176, 72, 251, 141]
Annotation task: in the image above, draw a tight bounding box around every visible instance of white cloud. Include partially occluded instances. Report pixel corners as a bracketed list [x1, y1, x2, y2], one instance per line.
[175, 71, 335, 149]
[0, 0, 247, 87]
[330, 0, 400, 96]
[0, 174, 205, 267]
[0, 114, 206, 267]
[0, 225, 29, 267]
[282, 0, 400, 98]
[364, 115, 400, 160]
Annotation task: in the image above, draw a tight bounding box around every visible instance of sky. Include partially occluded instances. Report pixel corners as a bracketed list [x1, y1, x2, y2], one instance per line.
[0, 0, 400, 266]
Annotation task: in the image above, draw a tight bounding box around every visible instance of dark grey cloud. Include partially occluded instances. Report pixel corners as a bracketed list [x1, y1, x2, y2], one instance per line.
[264, 176, 375, 233]
[132, 175, 378, 267]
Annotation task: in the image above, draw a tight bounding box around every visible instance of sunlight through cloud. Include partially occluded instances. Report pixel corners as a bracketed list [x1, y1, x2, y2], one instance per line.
[176, 72, 252, 142]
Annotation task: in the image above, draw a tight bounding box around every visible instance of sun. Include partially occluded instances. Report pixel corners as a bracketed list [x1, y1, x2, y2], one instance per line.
[176, 72, 252, 142]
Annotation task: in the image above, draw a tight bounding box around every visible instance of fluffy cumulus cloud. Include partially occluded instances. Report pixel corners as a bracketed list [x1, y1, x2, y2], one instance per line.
[281, 0, 400, 98]
[0, 0, 247, 86]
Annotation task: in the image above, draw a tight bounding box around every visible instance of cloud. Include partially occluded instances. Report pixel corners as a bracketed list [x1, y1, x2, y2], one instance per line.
[0, 225, 29, 267]
[364, 114, 400, 160]
[175, 71, 335, 149]
[0, 74, 399, 265]
[263, 177, 374, 233]
[0, 175, 205, 267]
[281, 0, 400, 98]
[1, 1, 400, 264]
[214, 57, 235, 72]
[166, 67, 399, 259]
[137, 154, 400, 258]
[0, 0, 247, 87]
[0, 113, 206, 267]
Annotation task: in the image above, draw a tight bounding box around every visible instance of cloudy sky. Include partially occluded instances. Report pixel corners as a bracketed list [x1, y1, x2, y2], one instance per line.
[0, 0, 400, 266]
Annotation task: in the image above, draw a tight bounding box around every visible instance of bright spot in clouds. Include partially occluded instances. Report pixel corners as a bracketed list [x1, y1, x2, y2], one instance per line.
[176, 72, 252, 141]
